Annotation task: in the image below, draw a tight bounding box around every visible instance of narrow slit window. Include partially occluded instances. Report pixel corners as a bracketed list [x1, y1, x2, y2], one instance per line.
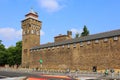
[95, 40, 99, 43]
[68, 44, 70, 48]
[80, 42, 83, 46]
[73, 43, 76, 48]
[87, 41, 91, 44]
[113, 37, 118, 41]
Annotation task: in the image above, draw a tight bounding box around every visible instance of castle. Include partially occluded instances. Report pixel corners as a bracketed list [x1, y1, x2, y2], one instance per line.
[22, 10, 120, 70]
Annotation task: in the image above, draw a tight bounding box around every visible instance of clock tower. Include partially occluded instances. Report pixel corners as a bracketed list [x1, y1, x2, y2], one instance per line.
[21, 9, 42, 68]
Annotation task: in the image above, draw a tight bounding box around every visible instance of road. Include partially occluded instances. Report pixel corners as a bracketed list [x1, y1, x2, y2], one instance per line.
[0, 69, 120, 80]
[0, 70, 74, 80]
[0, 70, 42, 78]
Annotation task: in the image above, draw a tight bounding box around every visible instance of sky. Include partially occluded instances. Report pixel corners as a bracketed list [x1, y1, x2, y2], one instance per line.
[0, 0, 120, 48]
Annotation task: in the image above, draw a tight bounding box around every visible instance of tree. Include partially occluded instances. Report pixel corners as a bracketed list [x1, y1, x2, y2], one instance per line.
[7, 46, 16, 66]
[75, 32, 80, 38]
[0, 40, 6, 51]
[0, 51, 8, 66]
[15, 41, 22, 65]
[81, 25, 89, 37]
[0, 40, 2, 44]
[7, 41, 22, 66]
[0, 40, 7, 66]
[0, 40, 22, 66]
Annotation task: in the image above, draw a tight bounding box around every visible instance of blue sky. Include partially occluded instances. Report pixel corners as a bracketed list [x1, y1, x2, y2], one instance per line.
[0, 0, 120, 48]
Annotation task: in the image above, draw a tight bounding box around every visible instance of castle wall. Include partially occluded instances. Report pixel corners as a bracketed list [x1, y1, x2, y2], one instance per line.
[30, 36, 120, 70]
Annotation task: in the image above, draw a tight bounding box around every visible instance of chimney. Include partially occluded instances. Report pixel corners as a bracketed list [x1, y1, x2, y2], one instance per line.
[67, 31, 72, 38]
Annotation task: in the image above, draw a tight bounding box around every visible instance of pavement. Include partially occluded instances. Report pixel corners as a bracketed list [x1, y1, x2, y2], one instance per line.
[0, 68, 120, 80]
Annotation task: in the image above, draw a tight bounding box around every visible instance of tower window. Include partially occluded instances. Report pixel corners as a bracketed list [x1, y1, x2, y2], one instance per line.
[33, 30, 36, 34]
[31, 30, 34, 34]
[36, 31, 39, 35]
[23, 31, 25, 35]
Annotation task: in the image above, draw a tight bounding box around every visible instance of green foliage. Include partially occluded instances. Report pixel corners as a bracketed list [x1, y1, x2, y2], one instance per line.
[7, 41, 22, 66]
[0, 40, 2, 44]
[0, 51, 8, 66]
[0, 40, 7, 66]
[75, 32, 80, 38]
[74, 25, 90, 38]
[0, 40, 22, 66]
[0, 40, 6, 51]
[81, 25, 89, 37]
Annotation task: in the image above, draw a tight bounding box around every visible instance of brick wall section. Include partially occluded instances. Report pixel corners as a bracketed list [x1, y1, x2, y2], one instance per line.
[29, 36, 120, 70]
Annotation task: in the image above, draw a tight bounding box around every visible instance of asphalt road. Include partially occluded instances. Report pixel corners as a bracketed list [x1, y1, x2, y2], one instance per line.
[0, 71, 74, 80]
[0, 70, 41, 78]
[1, 70, 119, 80]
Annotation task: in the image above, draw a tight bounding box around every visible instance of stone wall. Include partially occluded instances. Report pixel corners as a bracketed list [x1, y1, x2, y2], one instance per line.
[29, 36, 120, 70]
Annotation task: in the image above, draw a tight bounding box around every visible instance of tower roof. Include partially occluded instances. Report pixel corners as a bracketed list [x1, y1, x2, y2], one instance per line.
[25, 8, 38, 20]
[29, 8, 38, 15]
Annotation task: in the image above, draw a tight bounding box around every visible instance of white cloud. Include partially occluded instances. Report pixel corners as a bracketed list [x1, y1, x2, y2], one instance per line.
[0, 27, 22, 40]
[40, 30, 45, 36]
[0, 28, 45, 40]
[70, 28, 83, 34]
[38, 0, 65, 13]
[0, 27, 45, 48]
[70, 28, 83, 38]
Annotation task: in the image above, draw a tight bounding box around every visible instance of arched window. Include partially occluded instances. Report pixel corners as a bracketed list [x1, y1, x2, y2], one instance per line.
[31, 30, 34, 34]
[23, 30, 25, 35]
[36, 31, 39, 35]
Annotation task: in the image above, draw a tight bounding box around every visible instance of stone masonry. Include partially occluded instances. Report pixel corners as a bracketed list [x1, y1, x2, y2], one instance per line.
[22, 10, 120, 70]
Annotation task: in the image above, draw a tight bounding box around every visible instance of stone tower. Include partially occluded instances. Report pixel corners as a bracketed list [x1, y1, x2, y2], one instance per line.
[21, 9, 42, 68]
